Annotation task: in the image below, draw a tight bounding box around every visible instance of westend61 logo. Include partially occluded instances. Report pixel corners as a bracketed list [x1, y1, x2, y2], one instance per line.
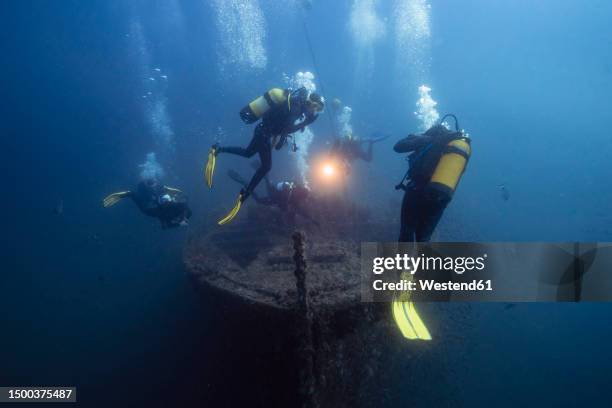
[362, 242, 612, 302]
[372, 253, 488, 275]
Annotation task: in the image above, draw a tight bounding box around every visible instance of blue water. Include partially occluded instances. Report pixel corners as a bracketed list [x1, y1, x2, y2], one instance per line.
[2, 0, 612, 406]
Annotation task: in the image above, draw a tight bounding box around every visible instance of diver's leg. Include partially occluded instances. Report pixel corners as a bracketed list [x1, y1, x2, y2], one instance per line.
[359, 142, 373, 162]
[242, 137, 272, 200]
[219, 124, 263, 158]
[416, 192, 450, 242]
[398, 186, 419, 242]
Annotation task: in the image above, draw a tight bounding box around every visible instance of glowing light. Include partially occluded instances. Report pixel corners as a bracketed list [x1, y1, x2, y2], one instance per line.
[309, 155, 345, 194]
[323, 164, 335, 177]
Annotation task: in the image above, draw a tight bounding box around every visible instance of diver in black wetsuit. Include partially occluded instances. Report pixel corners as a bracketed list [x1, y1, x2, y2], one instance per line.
[103, 179, 192, 229]
[205, 87, 324, 225]
[221, 87, 322, 200]
[331, 133, 374, 163]
[329, 132, 388, 172]
[227, 169, 318, 226]
[394, 115, 471, 242]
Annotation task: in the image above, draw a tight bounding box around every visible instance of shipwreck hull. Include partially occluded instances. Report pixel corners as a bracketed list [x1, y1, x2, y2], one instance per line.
[184, 204, 466, 407]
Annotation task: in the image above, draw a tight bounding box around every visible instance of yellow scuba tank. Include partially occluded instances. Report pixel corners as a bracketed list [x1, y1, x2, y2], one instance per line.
[429, 137, 471, 197]
[240, 88, 288, 124]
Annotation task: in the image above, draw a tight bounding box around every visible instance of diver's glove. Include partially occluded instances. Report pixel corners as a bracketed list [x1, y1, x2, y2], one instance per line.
[102, 191, 131, 208]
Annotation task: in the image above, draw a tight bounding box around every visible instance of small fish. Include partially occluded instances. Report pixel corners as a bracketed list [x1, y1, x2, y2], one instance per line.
[160, 75, 168, 80]
[53, 199, 63, 215]
[498, 184, 510, 201]
[154, 68, 161, 72]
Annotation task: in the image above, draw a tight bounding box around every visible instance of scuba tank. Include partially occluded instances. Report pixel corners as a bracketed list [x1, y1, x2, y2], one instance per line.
[240, 88, 289, 124]
[395, 114, 471, 197]
[428, 114, 471, 198]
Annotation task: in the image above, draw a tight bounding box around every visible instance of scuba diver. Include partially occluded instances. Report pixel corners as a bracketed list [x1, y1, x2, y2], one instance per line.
[227, 168, 318, 226]
[327, 98, 387, 173]
[205, 87, 324, 225]
[102, 179, 192, 229]
[329, 132, 388, 168]
[319, 132, 388, 199]
[394, 114, 471, 242]
[391, 114, 472, 342]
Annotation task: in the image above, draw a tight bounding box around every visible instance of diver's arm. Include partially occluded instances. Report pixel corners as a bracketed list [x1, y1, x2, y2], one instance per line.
[285, 113, 317, 134]
[393, 134, 432, 153]
[163, 186, 183, 194]
[163, 186, 182, 193]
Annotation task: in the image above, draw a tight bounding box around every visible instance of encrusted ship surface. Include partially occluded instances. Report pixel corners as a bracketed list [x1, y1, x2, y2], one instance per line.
[183, 201, 467, 407]
[186, 224, 364, 310]
[185, 196, 401, 307]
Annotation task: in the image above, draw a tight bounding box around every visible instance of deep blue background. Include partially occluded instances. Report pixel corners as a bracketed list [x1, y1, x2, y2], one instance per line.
[1, 0, 611, 406]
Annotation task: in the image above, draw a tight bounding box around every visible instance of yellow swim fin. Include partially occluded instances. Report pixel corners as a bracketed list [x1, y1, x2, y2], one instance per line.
[218, 193, 243, 225]
[205, 146, 218, 188]
[392, 300, 432, 341]
[391, 271, 432, 341]
[102, 191, 131, 208]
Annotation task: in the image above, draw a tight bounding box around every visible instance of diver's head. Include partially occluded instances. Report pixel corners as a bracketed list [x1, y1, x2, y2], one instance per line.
[425, 124, 451, 137]
[306, 92, 325, 115]
[144, 178, 160, 189]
